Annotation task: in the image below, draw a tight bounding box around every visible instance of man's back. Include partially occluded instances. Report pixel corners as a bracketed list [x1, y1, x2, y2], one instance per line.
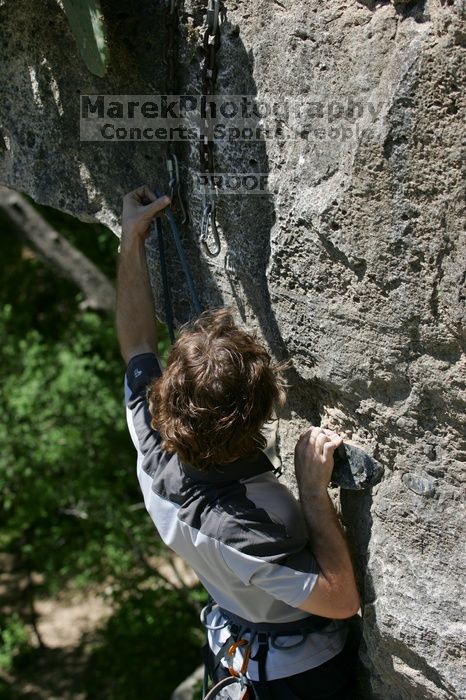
[125, 352, 347, 681]
[116, 188, 360, 697]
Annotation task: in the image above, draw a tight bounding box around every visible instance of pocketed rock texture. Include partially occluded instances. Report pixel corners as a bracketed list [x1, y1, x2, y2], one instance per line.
[0, 1, 465, 697]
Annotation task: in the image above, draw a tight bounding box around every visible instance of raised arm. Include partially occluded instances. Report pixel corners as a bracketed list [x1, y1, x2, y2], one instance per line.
[116, 186, 171, 364]
[294, 426, 360, 619]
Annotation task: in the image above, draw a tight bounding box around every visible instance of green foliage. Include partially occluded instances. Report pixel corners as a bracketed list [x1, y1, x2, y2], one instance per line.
[62, 0, 109, 77]
[0, 614, 29, 671]
[85, 588, 204, 699]
[0, 211, 86, 341]
[0, 303, 160, 590]
[193, 678, 204, 699]
[0, 205, 194, 699]
[0, 215, 170, 593]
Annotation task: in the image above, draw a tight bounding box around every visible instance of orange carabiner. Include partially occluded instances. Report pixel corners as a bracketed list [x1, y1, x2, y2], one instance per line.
[227, 638, 252, 678]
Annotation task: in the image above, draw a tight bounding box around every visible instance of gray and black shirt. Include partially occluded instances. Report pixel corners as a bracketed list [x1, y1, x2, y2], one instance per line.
[124, 352, 348, 681]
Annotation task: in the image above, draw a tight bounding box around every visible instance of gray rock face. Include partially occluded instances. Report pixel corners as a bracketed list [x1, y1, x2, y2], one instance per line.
[1, 0, 465, 697]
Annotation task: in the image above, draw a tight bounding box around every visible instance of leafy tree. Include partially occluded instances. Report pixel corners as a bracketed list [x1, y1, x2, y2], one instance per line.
[0, 206, 203, 698]
[85, 588, 204, 700]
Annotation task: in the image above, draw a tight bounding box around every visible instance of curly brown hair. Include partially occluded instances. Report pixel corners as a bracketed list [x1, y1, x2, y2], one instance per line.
[148, 308, 287, 471]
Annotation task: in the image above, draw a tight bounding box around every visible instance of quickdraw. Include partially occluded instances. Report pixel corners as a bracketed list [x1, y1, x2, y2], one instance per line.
[166, 149, 187, 225]
[153, 1, 200, 342]
[200, 194, 221, 257]
[164, 1, 187, 225]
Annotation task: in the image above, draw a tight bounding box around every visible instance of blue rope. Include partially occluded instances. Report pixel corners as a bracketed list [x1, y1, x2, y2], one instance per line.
[155, 216, 176, 344]
[154, 189, 202, 340]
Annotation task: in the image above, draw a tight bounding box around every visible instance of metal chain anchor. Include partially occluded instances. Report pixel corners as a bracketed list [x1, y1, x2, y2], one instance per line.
[164, 1, 188, 226]
[154, 0, 201, 341]
[199, 0, 222, 257]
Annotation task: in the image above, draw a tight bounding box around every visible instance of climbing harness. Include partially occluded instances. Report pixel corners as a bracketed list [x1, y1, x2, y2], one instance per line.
[200, 599, 342, 699]
[201, 601, 253, 699]
[199, 0, 223, 257]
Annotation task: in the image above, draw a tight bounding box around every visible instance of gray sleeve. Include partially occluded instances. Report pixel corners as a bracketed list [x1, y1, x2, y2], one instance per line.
[124, 352, 163, 455]
[248, 547, 320, 607]
[124, 352, 168, 509]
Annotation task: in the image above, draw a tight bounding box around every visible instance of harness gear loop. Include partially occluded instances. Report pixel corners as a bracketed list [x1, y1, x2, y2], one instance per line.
[200, 601, 230, 631]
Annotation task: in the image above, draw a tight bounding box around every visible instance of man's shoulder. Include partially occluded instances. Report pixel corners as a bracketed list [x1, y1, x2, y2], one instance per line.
[240, 471, 306, 538]
[216, 475, 307, 559]
[126, 351, 162, 383]
[125, 352, 163, 407]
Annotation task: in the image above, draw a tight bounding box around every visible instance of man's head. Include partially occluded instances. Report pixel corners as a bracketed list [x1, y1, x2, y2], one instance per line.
[148, 308, 287, 471]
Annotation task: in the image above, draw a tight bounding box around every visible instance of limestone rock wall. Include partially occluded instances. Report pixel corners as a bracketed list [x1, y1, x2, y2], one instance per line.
[1, 1, 465, 697]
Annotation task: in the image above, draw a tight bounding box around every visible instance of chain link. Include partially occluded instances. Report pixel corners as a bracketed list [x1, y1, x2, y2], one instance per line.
[199, 0, 222, 257]
[163, 0, 222, 255]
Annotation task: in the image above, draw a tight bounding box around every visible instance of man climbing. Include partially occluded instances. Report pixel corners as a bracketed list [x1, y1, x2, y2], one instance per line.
[117, 186, 361, 700]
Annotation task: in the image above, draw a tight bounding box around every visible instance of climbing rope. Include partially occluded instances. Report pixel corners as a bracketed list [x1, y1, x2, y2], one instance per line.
[154, 216, 175, 343]
[154, 0, 224, 343]
[154, 187, 201, 343]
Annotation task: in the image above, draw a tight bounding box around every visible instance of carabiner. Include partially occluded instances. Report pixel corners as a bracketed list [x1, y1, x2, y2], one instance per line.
[226, 638, 252, 678]
[200, 201, 221, 257]
[167, 161, 175, 202]
[166, 152, 188, 224]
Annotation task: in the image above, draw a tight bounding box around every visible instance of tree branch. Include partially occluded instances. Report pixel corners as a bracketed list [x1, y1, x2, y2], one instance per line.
[0, 186, 116, 314]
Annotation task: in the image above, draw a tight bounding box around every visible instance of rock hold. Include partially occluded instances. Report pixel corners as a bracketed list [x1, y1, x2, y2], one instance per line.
[331, 442, 384, 490]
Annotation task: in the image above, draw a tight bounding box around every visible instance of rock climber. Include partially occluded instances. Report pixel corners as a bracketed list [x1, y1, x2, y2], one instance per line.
[116, 186, 361, 700]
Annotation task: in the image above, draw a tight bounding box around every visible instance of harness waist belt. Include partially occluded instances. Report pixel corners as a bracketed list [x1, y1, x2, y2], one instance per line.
[218, 606, 333, 634]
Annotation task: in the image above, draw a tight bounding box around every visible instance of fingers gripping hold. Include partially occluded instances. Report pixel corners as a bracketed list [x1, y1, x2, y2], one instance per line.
[294, 425, 344, 490]
[300, 426, 322, 445]
[125, 185, 157, 205]
[122, 185, 171, 241]
[315, 432, 331, 455]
